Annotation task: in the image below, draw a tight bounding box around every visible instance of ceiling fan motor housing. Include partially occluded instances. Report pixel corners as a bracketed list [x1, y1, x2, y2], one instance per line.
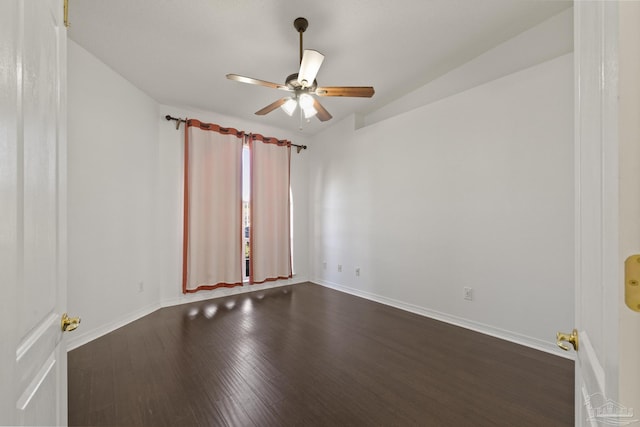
[286, 73, 317, 92]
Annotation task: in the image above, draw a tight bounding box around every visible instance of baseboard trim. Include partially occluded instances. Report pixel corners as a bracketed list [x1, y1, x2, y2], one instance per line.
[66, 302, 161, 352]
[67, 278, 568, 360]
[313, 279, 574, 361]
[160, 277, 307, 308]
[67, 278, 308, 352]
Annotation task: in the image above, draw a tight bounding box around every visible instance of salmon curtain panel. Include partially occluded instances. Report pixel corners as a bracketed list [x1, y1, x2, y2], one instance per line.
[182, 120, 244, 293]
[249, 134, 293, 283]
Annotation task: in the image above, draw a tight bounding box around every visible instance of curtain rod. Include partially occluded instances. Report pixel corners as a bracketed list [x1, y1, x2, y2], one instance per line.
[165, 115, 308, 153]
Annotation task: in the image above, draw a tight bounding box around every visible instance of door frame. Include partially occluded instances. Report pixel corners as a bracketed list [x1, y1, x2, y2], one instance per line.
[574, 0, 640, 424]
[574, 1, 620, 424]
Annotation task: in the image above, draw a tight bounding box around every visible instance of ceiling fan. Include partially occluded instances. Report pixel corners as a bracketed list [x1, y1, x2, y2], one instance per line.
[226, 17, 375, 123]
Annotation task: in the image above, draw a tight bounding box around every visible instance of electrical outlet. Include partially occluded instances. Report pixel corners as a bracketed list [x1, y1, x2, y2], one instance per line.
[355, 268, 360, 277]
[322, 261, 327, 270]
[138, 281, 144, 293]
[338, 264, 342, 272]
[463, 287, 473, 301]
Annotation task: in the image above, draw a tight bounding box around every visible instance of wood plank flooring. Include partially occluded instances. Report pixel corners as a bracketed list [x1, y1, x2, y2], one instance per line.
[68, 282, 574, 426]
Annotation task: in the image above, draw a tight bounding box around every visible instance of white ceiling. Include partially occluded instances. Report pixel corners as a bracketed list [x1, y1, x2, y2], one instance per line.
[68, 0, 572, 134]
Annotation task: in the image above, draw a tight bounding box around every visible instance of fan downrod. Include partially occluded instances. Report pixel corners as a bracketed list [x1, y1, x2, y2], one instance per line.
[294, 17, 308, 63]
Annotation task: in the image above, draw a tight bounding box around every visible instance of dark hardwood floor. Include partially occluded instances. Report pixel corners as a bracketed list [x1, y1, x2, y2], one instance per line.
[68, 282, 574, 426]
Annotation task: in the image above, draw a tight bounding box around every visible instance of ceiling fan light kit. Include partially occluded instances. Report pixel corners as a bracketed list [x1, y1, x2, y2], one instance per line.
[280, 94, 317, 119]
[281, 98, 297, 116]
[226, 17, 375, 125]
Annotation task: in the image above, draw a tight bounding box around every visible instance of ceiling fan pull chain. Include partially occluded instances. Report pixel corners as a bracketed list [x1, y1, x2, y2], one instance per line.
[299, 105, 303, 131]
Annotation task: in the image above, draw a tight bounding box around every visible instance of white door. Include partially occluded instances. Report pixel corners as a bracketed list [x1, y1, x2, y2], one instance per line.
[573, 1, 640, 426]
[0, 0, 70, 425]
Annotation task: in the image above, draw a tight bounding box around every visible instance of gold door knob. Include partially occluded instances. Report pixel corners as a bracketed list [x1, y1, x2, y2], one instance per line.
[556, 329, 579, 351]
[61, 313, 81, 332]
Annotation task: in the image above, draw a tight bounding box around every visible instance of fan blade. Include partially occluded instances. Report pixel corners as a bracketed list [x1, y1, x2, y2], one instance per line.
[298, 50, 324, 88]
[313, 99, 332, 122]
[255, 98, 288, 116]
[227, 74, 291, 91]
[315, 86, 375, 97]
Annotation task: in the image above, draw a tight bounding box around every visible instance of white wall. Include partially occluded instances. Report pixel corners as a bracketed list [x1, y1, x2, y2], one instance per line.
[67, 14, 573, 358]
[156, 105, 311, 307]
[67, 39, 311, 349]
[67, 40, 161, 348]
[309, 53, 574, 356]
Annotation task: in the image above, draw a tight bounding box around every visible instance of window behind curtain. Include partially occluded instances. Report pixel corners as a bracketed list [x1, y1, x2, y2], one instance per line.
[182, 124, 293, 293]
[243, 143, 294, 282]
